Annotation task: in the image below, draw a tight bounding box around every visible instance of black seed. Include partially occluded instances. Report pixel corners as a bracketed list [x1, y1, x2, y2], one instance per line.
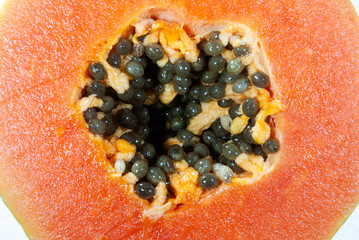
[152, 101, 165, 110]
[132, 56, 148, 69]
[209, 31, 221, 40]
[209, 83, 226, 99]
[185, 102, 202, 118]
[88, 119, 107, 135]
[203, 131, 216, 145]
[263, 138, 280, 154]
[243, 127, 256, 144]
[86, 80, 106, 97]
[233, 43, 251, 56]
[222, 143, 240, 160]
[194, 143, 210, 158]
[208, 55, 226, 72]
[115, 39, 133, 55]
[132, 107, 150, 124]
[100, 96, 115, 113]
[226, 160, 244, 174]
[198, 85, 211, 102]
[117, 108, 138, 129]
[177, 129, 194, 142]
[218, 71, 240, 84]
[182, 140, 196, 153]
[83, 108, 97, 122]
[174, 84, 190, 95]
[191, 54, 206, 72]
[135, 182, 155, 200]
[237, 139, 252, 154]
[151, 83, 165, 95]
[201, 70, 218, 84]
[136, 124, 150, 140]
[174, 58, 191, 77]
[131, 77, 145, 88]
[120, 132, 141, 148]
[217, 99, 234, 108]
[211, 139, 224, 154]
[145, 43, 164, 61]
[107, 53, 121, 68]
[156, 155, 175, 174]
[130, 88, 147, 107]
[231, 133, 244, 143]
[242, 98, 259, 118]
[130, 153, 142, 165]
[204, 39, 224, 56]
[170, 106, 184, 118]
[251, 71, 269, 88]
[132, 43, 145, 57]
[170, 116, 186, 132]
[217, 154, 229, 165]
[143, 76, 155, 89]
[173, 75, 192, 87]
[103, 114, 117, 136]
[184, 152, 199, 167]
[132, 160, 149, 179]
[168, 144, 184, 161]
[213, 118, 229, 138]
[125, 60, 144, 78]
[163, 61, 174, 72]
[194, 158, 212, 175]
[199, 173, 219, 190]
[228, 104, 242, 119]
[117, 85, 134, 101]
[253, 145, 267, 159]
[226, 57, 244, 75]
[147, 167, 166, 186]
[88, 62, 107, 80]
[158, 68, 173, 84]
[140, 143, 156, 160]
[233, 77, 250, 93]
[189, 85, 201, 100]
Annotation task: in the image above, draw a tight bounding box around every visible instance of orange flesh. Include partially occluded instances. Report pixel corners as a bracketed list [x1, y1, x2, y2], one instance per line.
[0, 0, 359, 239]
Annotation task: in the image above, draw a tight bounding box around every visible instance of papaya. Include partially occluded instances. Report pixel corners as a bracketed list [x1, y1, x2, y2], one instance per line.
[0, 0, 359, 239]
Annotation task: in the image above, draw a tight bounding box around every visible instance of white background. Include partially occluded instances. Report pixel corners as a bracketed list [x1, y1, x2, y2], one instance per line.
[0, 0, 359, 239]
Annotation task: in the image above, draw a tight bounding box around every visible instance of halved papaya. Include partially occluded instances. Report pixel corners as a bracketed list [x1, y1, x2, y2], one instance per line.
[0, 0, 359, 239]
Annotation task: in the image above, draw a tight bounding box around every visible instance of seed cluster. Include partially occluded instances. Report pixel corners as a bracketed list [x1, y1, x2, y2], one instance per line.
[79, 24, 281, 201]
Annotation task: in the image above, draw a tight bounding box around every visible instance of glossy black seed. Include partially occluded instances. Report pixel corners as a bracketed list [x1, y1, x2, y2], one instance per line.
[208, 55, 226, 72]
[147, 167, 166, 186]
[188, 85, 201, 100]
[125, 60, 144, 78]
[140, 143, 156, 160]
[242, 98, 259, 118]
[107, 53, 121, 68]
[263, 138, 280, 154]
[231, 133, 244, 143]
[173, 75, 192, 87]
[132, 56, 148, 68]
[204, 39, 224, 56]
[152, 101, 165, 110]
[156, 155, 175, 174]
[120, 132, 141, 148]
[83, 108, 97, 122]
[133, 107, 150, 124]
[86, 80, 106, 97]
[233, 77, 250, 93]
[177, 129, 194, 142]
[170, 116, 186, 131]
[162, 61, 174, 72]
[117, 108, 138, 129]
[174, 58, 191, 77]
[201, 70, 218, 84]
[217, 154, 229, 165]
[226, 57, 244, 75]
[237, 139, 252, 154]
[145, 43, 164, 61]
[136, 124, 150, 140]
[209, 83, 226, 99]
[226, 160, 244, 174]
[117, 85, 134, 101]
[100, 96, 115, 113]
[222, 143, 240, 160]
[131, 77, 145, 88]
[203, 131, 217, 145]
[217, 99, 234, 108]
[130, 153, 142, 165]
[243, 127, 256, 144]
[103, 114, 117, 136]
[135, 182, 155, 200]
[233, 43, 251, 56]
[218, 71, 240, 84]
[253, 145, 267, 159]
[185, 102, 202, 117]
[132, 43, 145, 57]
[184, 152, 199, 167]
[88, 119, 107, 135]
[151, 83, 165, 95]
[251, 71, 269, 88]
[191, 54, 206, 72]
[194, 143, 210, 158]
[170, 106, 184, 118]
[213, 118, 229, 138]
[131, 89, 147, 107]
[88, 62, 107, 80]
[182, 140, 197, 153]
[115, 39, 133, 55]
[209, 31, 221, 40]
[228, 104, 242, 119]
[199, 173, 219, 190]
[211, 139, 224, 154]
[174, 84, 190, 95]
[143, 76, 155, 89]
[157, 68, 172, 84]
[194, 158, 212, 175]
[198, 85, 211, 102]
[168, 144, 184, 161]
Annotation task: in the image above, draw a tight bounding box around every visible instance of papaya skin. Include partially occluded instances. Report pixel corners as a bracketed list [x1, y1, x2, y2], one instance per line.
[0, 0, 359, 239]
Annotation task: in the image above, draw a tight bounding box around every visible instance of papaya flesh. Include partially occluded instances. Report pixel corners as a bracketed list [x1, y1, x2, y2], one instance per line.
[0, 0, 359, 239]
